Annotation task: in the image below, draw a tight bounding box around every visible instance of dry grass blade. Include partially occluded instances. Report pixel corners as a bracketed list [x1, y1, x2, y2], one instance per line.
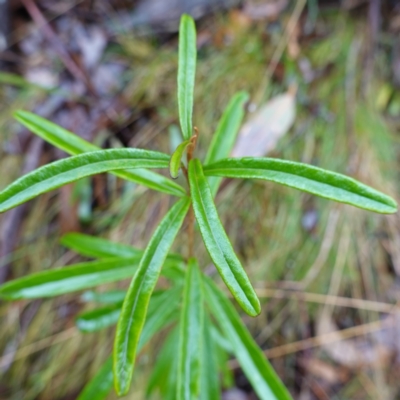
[0, 327, 78, 369]
[254, 288, 397, 314]
[229, 319, 391, 369]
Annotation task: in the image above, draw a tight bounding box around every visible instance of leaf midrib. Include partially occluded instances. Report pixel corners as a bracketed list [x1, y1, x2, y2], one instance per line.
[192, 163, 246, 301]
[117, 201, 185, 381]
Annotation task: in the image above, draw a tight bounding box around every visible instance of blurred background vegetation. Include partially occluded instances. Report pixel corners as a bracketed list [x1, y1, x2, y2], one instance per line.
[0, 0, 400, 399]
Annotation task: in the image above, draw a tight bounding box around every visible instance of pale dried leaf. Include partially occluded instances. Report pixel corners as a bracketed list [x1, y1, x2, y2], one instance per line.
[300, 358, 348, 384]
[231, 90, 296, 158]
[316, 313, 392, 368]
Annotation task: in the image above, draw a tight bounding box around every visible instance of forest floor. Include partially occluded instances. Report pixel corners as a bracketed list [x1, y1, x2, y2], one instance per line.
[1, 0, 400, 399]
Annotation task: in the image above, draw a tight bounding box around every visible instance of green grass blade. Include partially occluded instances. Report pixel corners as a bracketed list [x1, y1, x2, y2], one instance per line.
[113, 197, 190, 396]
[170, 139, 191, 178]
[203, 157, 397, 214]
[177, 258, 204, 400]
[0, 258, 140, 300]
[205, 91, 249, 197]
[188, 159, 260, 316]
[14, 110, 186, 197]
[77, 357, 114, 400]
[178, 14, 197, 140]
[0, 149, 171, 213]
[61, 233, 142, 258]
[204, 278, 293, 400]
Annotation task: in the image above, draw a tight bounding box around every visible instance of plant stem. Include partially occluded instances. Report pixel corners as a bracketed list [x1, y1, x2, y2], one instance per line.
[186, 128, 198, 259]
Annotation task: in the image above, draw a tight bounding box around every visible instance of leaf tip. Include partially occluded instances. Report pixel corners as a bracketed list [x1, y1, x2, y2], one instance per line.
[13, 109, 26, 121]
[246, 298, 261, 317]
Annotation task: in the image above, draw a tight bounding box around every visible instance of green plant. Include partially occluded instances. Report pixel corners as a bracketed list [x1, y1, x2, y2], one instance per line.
[0, 13, 397, 399]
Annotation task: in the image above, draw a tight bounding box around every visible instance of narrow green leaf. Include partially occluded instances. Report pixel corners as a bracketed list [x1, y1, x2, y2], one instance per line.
[177, 258, 204, 400]
[137, 286, 182, 349]
[170, 139, 191, 178]
[113, 197, 190, 396]
[205, 91, 249, 197]
[81, 289, 127, 304]
[200, 314, 221, 400]
[76, 304, 122, 333]
[204, 157, 398, 214]
[115, 168, 186, 197]
[77, 290, 180, 400]
[61, 232, 183, 266]
[147, 326, 180, 400]
[77, 357, 114, 400]
[204, 278, 293, 400]
[14, 110, 186, 197]
[77, 287, 181, 334]
[178, 14, 197, 140]
[14, 110, 99, 154]
[0, 72, 50, 90]
[0, 149, 171, 213]
[61, 233, 142, 259]
[0, 258, 140, 300]
[188, 159, 260, 316]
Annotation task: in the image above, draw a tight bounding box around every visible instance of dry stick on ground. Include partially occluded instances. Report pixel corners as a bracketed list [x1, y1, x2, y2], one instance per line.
[228, 318, 392, 369]
[5, 0, 85, 51]
[21, 0, 97, 95]
[253, 289, 396, 314]
[0, 93, 65, 283]
[0, 138, 43, 283]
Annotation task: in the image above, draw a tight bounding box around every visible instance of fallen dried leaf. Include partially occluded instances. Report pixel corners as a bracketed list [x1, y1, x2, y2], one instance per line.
[232, 88, 296, 157]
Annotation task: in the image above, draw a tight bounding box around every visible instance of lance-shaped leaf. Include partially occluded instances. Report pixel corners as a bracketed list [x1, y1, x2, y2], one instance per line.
[205, 91, 249, 197]
[14, 110, 186, 197]
[0, 258, 140, 300]
[204, 157, 397, 214]
[170, 139, 191, 178]
[188, 159, 260, 316]
[115, 168, 186, 197]
[60, 232, 183, 265]
[113, 197, 190, 396]
[76, 304, 122, 333]
[77, 287, 181, 333]
[200, 314, 221, 400]
[77, 357, 114, 400]
[78, 289, 180, 400]
[61, 233, 142, 258]
[204, 278, 293, 400]
[0, 149, 171, 213]
[147, 327, 180, 400]
[178, 14, 196, 140]
[137, 286, 181, 349]
[177, 258, 204, 400]
[81, 290, 127, 304]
